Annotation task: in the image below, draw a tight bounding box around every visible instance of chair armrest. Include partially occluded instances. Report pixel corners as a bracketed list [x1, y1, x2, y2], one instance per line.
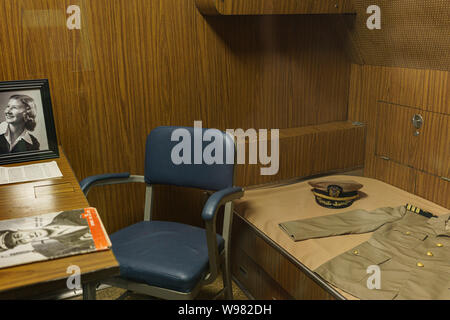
[201, 187, 244, 221]
[202, 186, 244, 284]
[80, 172, 146, 195]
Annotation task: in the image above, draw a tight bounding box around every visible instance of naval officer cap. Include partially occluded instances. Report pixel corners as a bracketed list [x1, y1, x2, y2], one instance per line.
[308, 180, 363, 209]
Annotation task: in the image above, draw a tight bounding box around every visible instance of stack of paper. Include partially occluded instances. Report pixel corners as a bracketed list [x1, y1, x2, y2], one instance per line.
[0, 161, 63, 185]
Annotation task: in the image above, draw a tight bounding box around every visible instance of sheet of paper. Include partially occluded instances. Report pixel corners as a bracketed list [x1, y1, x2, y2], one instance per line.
[0, 161, 63, 185]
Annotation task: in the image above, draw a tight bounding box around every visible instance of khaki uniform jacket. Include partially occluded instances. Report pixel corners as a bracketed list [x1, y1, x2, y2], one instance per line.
[279, 206, 450, 300]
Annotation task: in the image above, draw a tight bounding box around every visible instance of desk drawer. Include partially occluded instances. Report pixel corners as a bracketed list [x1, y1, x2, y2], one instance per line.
[34, 182, 75, 198]
[231, 214, 338, 300]
[232, 247, 293, 300]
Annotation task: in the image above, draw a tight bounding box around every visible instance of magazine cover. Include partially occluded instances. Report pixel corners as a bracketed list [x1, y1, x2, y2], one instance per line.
[0, 208, 111, 269]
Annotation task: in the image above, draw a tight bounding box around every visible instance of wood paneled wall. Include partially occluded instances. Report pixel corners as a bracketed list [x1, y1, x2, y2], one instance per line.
[236, 121, 365, 186]
[0, 1, 353, 232]
[349, 64, 450, 208]
[345, 2, 450, 208]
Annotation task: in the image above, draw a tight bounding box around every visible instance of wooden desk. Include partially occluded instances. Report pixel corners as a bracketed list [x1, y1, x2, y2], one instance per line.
[0, 147, 119, 299]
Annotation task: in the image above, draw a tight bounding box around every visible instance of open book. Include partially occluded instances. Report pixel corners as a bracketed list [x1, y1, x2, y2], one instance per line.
[0, 208, 111, 269]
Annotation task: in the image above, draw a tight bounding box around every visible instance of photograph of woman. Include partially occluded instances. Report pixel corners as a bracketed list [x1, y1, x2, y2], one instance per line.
[0, 94, 40, 154]
[0, 80, 58, 164]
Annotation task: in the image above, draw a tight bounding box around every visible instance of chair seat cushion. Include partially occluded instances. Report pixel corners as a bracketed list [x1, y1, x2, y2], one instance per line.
[110, 221, 225, 293]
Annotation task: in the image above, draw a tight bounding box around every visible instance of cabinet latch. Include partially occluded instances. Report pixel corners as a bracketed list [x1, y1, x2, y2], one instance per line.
[412, 114, 423, 136]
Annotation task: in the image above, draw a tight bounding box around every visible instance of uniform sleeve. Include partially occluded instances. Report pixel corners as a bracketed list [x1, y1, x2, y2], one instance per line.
[279, 206, 406, 241]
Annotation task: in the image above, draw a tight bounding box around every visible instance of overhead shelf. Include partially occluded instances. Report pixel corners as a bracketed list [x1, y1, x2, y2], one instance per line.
[195, 0, 356, 15]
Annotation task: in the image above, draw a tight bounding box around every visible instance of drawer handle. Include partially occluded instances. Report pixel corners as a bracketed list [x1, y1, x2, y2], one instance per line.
[441, 176, 450, 182]
[239, 266, 248, 278]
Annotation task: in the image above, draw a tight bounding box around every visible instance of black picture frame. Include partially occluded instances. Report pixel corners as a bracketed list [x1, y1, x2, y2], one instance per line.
[0, 79, 59, 164]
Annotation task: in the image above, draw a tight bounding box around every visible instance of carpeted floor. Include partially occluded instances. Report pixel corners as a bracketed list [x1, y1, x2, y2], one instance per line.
[70, 273, 248, 300]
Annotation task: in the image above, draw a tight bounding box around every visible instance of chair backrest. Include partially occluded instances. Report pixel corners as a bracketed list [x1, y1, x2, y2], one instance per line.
[144, 126, 236, 191]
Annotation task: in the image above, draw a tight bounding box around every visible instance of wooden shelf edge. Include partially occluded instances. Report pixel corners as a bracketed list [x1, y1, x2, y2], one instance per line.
[195, 0, 223, 15]
[195, 0, 356, 16]
[235, 121, 365, 142]
[279, 121, 364, 138]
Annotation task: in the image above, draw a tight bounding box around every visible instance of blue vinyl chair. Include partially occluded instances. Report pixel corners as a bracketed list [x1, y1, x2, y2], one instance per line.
[80, 126, 244, 300]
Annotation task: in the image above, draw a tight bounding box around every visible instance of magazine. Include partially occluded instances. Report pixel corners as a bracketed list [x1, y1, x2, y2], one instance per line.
[0, 208, 111, 269]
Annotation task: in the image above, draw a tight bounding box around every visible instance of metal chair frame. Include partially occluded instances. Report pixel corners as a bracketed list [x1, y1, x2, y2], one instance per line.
[82, 171, 242, 300]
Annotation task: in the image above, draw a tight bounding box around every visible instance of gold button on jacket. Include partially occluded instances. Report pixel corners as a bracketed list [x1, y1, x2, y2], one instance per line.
[279, 206, 450, 300]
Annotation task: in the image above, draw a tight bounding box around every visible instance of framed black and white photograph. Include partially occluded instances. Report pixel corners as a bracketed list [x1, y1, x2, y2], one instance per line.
[0, 79, 58, 164]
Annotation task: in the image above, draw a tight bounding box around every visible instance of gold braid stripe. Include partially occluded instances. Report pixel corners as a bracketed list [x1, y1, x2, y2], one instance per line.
[312, 191, 359, 201]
